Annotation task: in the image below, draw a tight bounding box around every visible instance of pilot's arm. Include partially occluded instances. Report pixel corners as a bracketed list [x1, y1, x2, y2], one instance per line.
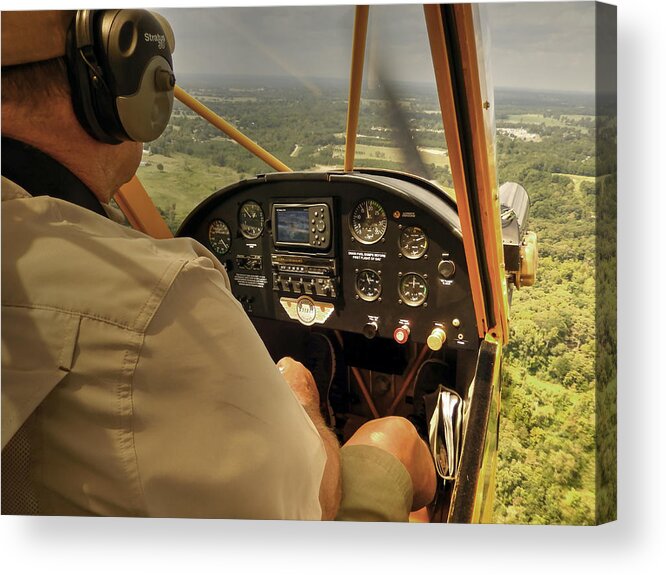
[277, 356, 341, 519]
[131, 251, 332, 519]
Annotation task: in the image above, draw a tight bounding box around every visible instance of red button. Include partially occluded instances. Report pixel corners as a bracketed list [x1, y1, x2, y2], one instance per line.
[393, 325, 410, 344]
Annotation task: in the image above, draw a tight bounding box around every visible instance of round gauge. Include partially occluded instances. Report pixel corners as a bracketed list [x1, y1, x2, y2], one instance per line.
[350, 199, 388, 244]
[399, 226, 429, 259]
[208, 219, 232, 255]
[355, 269, 382, 302]
[399, 273, 428, 307]
[238, 200, 265, 239]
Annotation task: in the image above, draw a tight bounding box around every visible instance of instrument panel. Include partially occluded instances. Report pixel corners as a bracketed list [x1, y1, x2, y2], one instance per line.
[178, 170, 479, 350]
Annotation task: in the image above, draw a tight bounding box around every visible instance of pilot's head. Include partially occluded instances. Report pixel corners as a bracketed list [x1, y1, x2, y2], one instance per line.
[2, 9, 176, 144]
[1, 9, 176, 200]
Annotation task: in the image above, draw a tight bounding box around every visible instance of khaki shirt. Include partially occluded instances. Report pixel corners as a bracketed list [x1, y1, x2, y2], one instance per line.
[1, 177, 326, 519]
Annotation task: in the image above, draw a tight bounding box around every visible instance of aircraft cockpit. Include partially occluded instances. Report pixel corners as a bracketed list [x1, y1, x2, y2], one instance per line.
[115, 3, 538, 523]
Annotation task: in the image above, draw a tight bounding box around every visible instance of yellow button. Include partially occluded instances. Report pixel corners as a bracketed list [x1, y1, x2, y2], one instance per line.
[427, 327, 447, 351]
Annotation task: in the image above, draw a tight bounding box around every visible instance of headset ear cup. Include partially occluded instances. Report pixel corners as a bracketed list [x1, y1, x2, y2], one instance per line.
[104, 10, 175, 142]
[115, 58, 174, 142]
[66, 9, 175, 143]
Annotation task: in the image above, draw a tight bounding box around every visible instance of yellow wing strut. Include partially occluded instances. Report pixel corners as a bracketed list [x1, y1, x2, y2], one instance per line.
[174, 85, 292, 173]
[344, 5, 370, 172]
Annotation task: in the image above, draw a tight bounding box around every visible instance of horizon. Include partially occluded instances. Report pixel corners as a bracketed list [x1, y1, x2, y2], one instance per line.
[174, 71, 598, 97]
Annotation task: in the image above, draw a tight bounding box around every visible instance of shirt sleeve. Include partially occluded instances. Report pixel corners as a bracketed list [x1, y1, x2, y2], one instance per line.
[131, 255, 326, 519]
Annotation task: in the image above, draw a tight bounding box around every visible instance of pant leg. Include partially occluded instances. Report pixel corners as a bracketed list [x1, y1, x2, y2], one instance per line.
[335, 444, 413, 522]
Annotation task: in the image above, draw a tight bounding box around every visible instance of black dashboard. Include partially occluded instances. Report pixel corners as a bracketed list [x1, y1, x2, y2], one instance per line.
[178, 169, 479, 351]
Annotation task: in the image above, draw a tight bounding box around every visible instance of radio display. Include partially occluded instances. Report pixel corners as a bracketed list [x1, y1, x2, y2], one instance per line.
[275, 207, 310, 244]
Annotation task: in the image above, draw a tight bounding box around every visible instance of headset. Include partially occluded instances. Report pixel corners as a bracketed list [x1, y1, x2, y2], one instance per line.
[66, 9, 176, 145]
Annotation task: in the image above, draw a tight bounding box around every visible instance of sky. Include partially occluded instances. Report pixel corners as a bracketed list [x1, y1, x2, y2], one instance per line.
[156, 1, 600, 93]
[485, 2, 597, 92]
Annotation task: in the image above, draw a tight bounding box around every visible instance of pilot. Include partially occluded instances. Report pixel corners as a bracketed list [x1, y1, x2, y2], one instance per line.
[1, 10, 435, 520]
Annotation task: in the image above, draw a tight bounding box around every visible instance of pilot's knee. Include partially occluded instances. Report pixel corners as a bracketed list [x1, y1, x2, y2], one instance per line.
[372, 416, 422, 448]
[346, 416, 422, 464]
[346, 416, 435, 509]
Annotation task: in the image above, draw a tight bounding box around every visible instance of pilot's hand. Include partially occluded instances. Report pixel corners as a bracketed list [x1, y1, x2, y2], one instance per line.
[277, 356, 320, 413]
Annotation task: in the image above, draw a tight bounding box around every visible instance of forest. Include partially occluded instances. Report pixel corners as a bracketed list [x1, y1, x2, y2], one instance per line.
[136, 79, 615, 525]
[492, 91, 616, 524]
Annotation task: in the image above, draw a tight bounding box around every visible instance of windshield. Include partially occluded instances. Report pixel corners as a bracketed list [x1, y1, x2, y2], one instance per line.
[136, 5, 451, 232]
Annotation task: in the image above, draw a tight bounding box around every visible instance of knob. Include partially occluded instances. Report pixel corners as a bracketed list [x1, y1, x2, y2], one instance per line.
[363, 321, 379, 339]
[393, 325, 410, 345]
[427, 327, 447, 351]
[155, 68, 176, 92]
[438, 259, 456, 279]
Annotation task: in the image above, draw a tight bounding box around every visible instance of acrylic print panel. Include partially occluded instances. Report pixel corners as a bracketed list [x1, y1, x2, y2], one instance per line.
[1, 1, 616, 526]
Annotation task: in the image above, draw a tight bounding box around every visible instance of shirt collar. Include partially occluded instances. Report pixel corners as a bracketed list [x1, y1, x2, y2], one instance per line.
[1, 136, 109, 218]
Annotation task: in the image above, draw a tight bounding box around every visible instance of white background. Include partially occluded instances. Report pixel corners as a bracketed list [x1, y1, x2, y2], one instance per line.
[1, 0, 663, 572]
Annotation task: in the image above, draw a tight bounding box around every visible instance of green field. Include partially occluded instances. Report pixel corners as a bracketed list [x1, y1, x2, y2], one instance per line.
[332, 143, 451, 169]
[560, 114, 590, 121]
[505, 113, 564, 126]
[502, 113, 591, 133]
[332, 143, 404, 163]
[553, 173, 596, 194]
[137, 152, 244, 224]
